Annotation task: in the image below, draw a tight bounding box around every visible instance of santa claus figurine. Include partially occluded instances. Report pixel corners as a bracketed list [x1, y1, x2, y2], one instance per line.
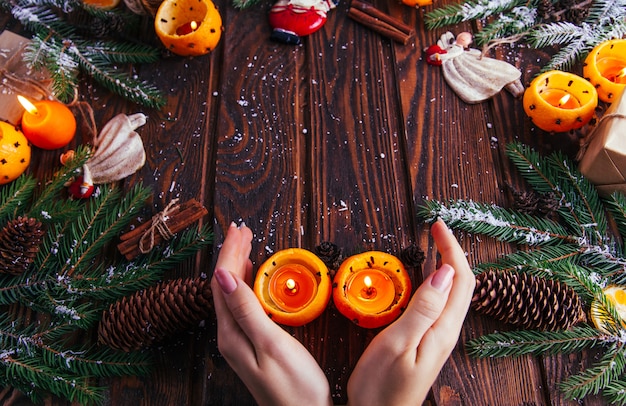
[269, 0, 337, 44]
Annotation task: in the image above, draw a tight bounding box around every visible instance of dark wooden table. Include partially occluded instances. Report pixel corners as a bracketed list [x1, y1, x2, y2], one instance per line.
[0, 0, 609, 403]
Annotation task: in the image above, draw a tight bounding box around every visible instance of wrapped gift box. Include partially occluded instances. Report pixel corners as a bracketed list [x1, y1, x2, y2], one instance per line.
[579, 90, 626, 196]
[0, 30, 53, 125]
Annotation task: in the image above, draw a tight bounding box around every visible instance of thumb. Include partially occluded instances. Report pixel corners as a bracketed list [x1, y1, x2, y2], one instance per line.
[386, 264, 455, 348]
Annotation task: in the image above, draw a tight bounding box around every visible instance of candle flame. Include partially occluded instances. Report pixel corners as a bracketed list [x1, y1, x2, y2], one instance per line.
[17, 95, 39, 115]
[190, 20, 198, 31]
[618, 67, 626, 79]
[285, 278, 296, 291]
[557, 93, 571, 107]
[363, 275, 372, 288]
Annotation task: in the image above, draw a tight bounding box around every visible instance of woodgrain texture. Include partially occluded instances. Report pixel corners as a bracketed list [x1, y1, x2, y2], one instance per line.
[0, 0, 608, 403]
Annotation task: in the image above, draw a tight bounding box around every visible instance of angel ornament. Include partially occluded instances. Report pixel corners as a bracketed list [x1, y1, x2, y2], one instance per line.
[425, 32, 524, 104]
[64, 113, 147, 198]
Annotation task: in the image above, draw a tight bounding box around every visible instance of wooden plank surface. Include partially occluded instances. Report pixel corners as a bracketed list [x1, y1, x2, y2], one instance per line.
[0, 0, 609, 403]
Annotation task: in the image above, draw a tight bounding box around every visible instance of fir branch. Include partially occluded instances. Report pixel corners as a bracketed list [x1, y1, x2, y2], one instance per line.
[58, 184, 150, 277]
[474, 244, 584, 275]
[466, 326, 610, 358]
[559, 346, 626, 400]
[602, 379, 626, 405]
[41, 345, 151, 378]
[605, 192, 626, 253]
[80, 39, 161, 65]
[6, 0, 166, 108]
[3, 354, 104, 405]
[419, 199, 575, 246]
[527, 21, 585, 48]
[232, 0, 260, 8]
[547, 150, 608, 245]
[72, 51, 166, 109]
[474, 6, 537, 46]
[506, 143, 608, 243]
[424, 0, 532, 30]
[0, 175, 36, 225]
[27, 145, 90, 219]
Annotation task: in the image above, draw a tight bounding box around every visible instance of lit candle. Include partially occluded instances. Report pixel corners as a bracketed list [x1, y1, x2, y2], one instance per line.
[523, 71, 597, 133]
[583, 39, 626, 103]
[176, 20, 199, 35]
[254, 248, 331, 326]
[333, 251, 412, 329]
[268, 264, 317, 312]
[345, 271, 395, 314]
[154, 0, 223, 56]
[18, 96, 76, 150]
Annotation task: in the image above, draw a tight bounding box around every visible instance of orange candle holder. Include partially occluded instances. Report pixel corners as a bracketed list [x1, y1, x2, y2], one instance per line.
[154, 0, 223, 57]
[583, 39, 626, 103]
[333, 251, 411, 329]
[253, 248, 331, 327]
[0, 121, 31, 185]
[523, 71, 598, 133]
[18, 96, 76, 150]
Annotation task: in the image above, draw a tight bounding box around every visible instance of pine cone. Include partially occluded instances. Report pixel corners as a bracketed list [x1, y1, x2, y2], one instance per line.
[0, 216, 45, 275]
[98, 277, 213, 352]
[315, 241, 343, 270]
[399, 244, 425, 269]
[538, 0, 556, 21]
[472, 269, 586, 331]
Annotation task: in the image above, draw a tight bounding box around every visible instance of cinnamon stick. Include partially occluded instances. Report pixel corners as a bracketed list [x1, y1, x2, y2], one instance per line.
[117, 199, 208, 260]
[348, 0, 414, 45]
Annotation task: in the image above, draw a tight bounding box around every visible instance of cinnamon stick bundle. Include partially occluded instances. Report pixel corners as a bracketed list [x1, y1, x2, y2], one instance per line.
[117, 199, 208, 260]
[348, 0, 415, 45]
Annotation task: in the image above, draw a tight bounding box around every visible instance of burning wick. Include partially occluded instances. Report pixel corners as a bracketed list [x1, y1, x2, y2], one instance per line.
[285, 278, 297, 294]
[176, 20, 199, 35]
[17, 95, 39, 115]
[558, 93, 571, 107]
[363, 275, 374, 296]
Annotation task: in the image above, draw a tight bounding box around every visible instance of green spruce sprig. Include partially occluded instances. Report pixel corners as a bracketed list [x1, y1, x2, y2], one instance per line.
[2, 0, 166, 108]
[0, 149, 213, 404]
[424, 0, 626, 71]
[419, 142, 626, 402]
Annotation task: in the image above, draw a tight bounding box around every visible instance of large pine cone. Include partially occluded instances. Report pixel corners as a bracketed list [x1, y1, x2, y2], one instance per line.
[472, 269, 586, 331]
[0, 216, 45, 275]
[98, 277, 213, 352]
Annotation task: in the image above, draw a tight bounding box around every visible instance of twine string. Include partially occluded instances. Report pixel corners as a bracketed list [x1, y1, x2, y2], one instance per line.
[139, 199, 180, 254]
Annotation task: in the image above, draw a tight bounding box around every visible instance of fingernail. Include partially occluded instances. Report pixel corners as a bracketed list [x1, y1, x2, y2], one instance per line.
[431, 264, 454, 291]
[229, 221, 237, 228]
[239, 221, 246, 229]
[214, 267, 237, 294]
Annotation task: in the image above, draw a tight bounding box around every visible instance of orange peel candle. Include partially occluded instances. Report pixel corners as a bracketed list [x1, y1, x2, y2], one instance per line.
[583, 39, 626, 103]
[18, 96, 76, 150]
[333, 251, 411, 329]
[523, 71, 597, 133]
[154, 0, 223, 57]
[254, 248, 331, 326]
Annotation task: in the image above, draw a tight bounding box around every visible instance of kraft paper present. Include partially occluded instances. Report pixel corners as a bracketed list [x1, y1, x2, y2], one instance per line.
[0, 30, 53, 125]
[579, 90, 626, 197]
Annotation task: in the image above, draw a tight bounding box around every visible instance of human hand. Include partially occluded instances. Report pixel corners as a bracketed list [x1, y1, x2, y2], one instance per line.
[211, 222, 332, 406]
[346, 219, 475, 405]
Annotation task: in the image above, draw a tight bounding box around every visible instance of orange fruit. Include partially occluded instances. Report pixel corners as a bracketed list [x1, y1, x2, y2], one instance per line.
[402, 0, 432, 7]
[590, 285, 626, 333]
[253, 248, 331, 327]
[81, 0, 121, 10]
[333, 251, 411, 329]
[0, 121, 31, 185]
[154, 0, 223, 57]
[523, 71, 597, 133]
